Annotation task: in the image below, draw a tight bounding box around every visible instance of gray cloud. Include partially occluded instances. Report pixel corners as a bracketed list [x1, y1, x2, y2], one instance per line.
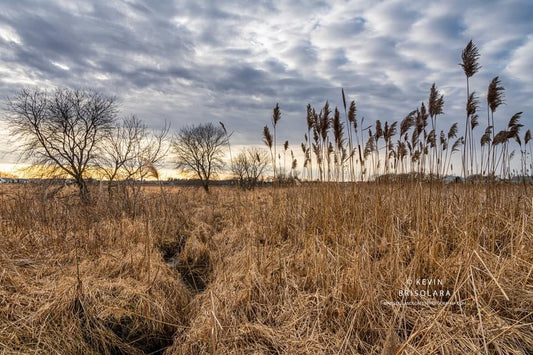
[0, 0, 531, 160]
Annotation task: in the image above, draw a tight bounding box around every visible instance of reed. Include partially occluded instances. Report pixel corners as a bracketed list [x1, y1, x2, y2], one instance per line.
[255, 40, 530, 183]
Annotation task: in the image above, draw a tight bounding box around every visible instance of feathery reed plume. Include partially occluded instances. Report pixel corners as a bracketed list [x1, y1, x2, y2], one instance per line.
[374, 120, 383, 142]
[438, 130, 448, 175]
[349, 101, 357, 129]
[347, 100, 364, 177]
[320, 101, 331, 142]
[480, 127, 492, 146]
[467, 92, 479, 117]
[508, 112, 523, 131]
[219, 121, 233, 172]
[440, 131, 447, 147]
[480, 126, 492, 174]
[398, 110, 416, 172]
[272, 103, 281, 180]
[272, 103, 281, 126]
[373, 120, 384, 175]
[428, 83, 444, 119]
[493, 130, 507, 146]
[263, 125, 274, 179]
[291, 157, 297, 177]
[447, 136, 464, 175]
[524, 129, 533, 176]
[333, 108, 345, 181]
[467, 90, 480, 175]
[300, 142, 309, 177]
[427, 129, 436, 148]
[492, 112, 522, 179]
[341, 88, 347, 113]
[306, 104, 314, 132]
[333, 108, 344, 150]
[342, 89, 355, 180]
[263, 126, 273, 149]
[487, 76, 505, 113]
[485, 76, 505, 177]
[364, 134, 375, 159]
[428, 83, 444, 177]
[448, 123, 458, 140]
[386, 121, 398, 142]
[395, 141, 407, 173]
[318, 102, 331, 180]
[452, 137, 464, 153]
[364, 130, 375, 178]
[327, 141, 334, 181]
[283, 140, 289, 177]
[460, 40, 481, 79]
[471, 115, 479, 130]
[460, 40, 481, 178]
[311, 118, 323, 181]
[506, 113, 524, 178]
[411, 105, 427, 174]
[383, 121, 397, 175]
[519, 132, 530, 178]
[414, 103, 428, 172]
[305, 104, 315, 180]
[440, 123, 459, 176]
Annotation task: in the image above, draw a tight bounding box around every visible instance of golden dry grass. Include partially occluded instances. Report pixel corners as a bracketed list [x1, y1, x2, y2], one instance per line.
[0, 183, 532, 354]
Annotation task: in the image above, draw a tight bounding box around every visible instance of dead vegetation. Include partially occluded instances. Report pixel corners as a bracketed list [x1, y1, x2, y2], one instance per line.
[0, 183, 532, 354]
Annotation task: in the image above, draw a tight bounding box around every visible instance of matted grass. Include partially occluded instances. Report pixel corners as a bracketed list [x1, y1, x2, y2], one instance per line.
[0, 183, 532, 354]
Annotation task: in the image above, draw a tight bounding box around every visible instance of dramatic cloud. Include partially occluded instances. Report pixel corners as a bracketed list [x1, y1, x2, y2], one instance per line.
[0, 0, 531, 170]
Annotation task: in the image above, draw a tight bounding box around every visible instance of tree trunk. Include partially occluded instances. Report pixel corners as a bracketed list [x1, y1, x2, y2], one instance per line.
[77, 178, 90, 204]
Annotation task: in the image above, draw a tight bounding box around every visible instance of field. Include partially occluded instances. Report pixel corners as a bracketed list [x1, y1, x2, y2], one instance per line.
[0, 183, 532, 354]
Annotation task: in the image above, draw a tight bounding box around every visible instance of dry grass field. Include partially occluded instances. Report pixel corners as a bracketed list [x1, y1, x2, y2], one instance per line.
[0, 183, 532, 354]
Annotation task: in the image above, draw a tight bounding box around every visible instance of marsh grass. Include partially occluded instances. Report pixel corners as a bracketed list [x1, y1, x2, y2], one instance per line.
[1, 183, 532, 354]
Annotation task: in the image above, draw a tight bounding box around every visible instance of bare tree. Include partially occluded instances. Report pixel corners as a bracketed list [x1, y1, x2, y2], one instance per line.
[232, 147, 269, 189]
[98, 115, 143, 185]
[121, 121, 168, 182]
[97, 115, 169, 192]
[171, 123, 227, 192]
[5, 88, 117, 202]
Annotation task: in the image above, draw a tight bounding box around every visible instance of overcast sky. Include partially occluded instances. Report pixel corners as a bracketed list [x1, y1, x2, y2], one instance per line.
[0, 0, 532, 170]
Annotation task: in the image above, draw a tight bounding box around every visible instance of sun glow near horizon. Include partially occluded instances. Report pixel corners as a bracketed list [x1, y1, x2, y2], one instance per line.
[0, 164, 233, 181]
[0, 163, 30, 178]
